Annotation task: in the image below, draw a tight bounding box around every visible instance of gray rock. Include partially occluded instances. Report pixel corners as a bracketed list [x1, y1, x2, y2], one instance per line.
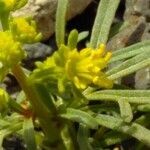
[108, 0, 150, 89]
[124, 0, 150, 20]
[142, 23, 150, 40]
[135, 68, 150, 89]
[107, 16, 146, 50]
[23, 42, 53, 60]
[12, 0, 92, 40]
[23, 42, 54, 70]
[135, 23, 150, 89]
[124, 0, 150, 89]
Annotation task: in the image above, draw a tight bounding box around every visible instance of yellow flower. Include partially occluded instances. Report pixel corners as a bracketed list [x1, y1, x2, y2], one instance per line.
[0, 88, 9, 113]
[0, 0, 27, 12]
[65, 44, 113, 89]
[10, 17, 42, 43]
[36, 44, 113, 90]
[0, 31, 25, 80]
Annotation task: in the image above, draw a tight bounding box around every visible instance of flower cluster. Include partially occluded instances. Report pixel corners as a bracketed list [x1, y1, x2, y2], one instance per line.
[35, 44, 113, 90]
[0, 0, 27, 13]
[10, 17, 42, 43]
[0, 1, 41, 81]
[65, 44, 113, 89]
[0, 31, 25, 79]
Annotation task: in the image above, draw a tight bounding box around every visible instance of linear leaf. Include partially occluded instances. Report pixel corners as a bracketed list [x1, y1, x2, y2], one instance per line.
[67, 29, 78, 49]
[90, 90, 150, 97]
[98, 131, 128, 146]
[55, 0, 68, 46]
[96, 0, 120, 47]
[96, 114, 150, 147]
[108, 58, 150, 80]
[61, 125, 74, 150]
[77, 124, 93, 150]
[107, 50, 150, 76]
[90, 0, 109, 48]
[23, 118, 37, 150]
[32, 82, 56, 113]
[137, 104, 150, 112]
[118, 99, 133, 123]
[60, 108, 98, 129]
[78, 31, 89, 42]
[110, 46, 150, 64]
[110, 40, 150, 63]
[85, 90, 150, 104]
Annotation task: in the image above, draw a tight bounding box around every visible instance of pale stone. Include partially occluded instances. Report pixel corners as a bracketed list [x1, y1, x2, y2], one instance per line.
[12, 0, 92, 40]
[135, 68, 150, 89]
[124, 0, 150, 89]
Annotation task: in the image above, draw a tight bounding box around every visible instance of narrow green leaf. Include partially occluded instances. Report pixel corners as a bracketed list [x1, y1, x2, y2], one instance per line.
[55, 0, 68, 46]
[91, 90, 150, 97]
[118, 99, 133, 122]
[77, 124, 93, 150]
[96, 0, 120, 46]
[96, 114, 150, 147]
[67, 29, 78, 49]
[69, 84, 88, 108]
[83, 87, 96, 95]
[90, 0, 109, 48]
[110, 46, 150, 64]
[23, 118, 37, 150]
[86, 94, 150, 104]
[32, 82, 56, 113]
[85, 90, 150, 104]
[107, 50, 150, 76]
[61, 125, 74, 150]
[58, 77, 66, 93]
[78, 31, 89, 42]
[137, 104, 150, 112]
[108, 58, 150, 80]
[135, 114, 150, 127]
[110, 40, 150, 58]
[81, 104, 119, 116]
[90, 0, 120, 48]
[60, 108, 98, 129]
[99, 131, 128, 146]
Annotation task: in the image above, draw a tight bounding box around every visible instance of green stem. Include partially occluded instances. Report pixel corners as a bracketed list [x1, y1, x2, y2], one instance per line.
[12, 64, 29, 96]
[0, 12, 9, 30]
[12, 64, 66, 149]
